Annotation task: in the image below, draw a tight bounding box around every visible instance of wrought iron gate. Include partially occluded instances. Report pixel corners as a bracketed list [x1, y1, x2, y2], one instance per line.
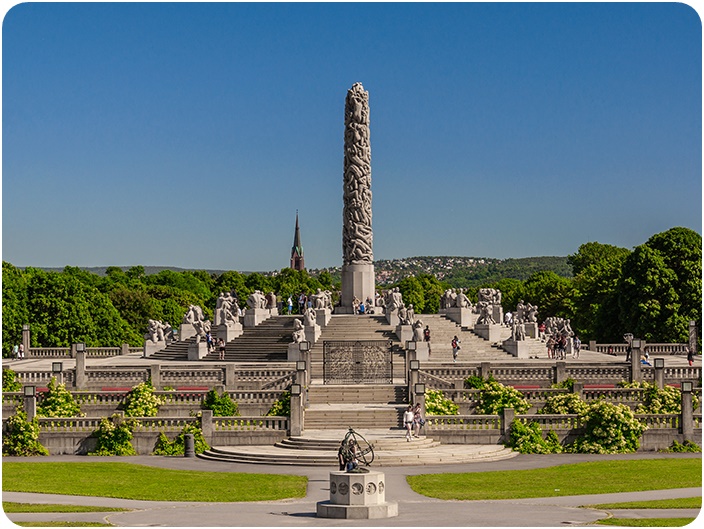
[323, 340, 393, 384]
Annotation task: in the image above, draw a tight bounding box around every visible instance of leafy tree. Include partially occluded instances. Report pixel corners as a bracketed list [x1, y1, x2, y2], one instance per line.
[266, 391, 291, 417]
[24, 268, 141, 347]
[569, 242, 630, 341]
[122, 381, 165, 417]
[89, 415, 137, 456]
[3, 368, 22, 392]
[153, 423, 209, 455]
[508, 419, 562, 454]
[522, 271, 575, 320]
[2, 262, 29, 357]
[567, 401, 646, 454]
[617, 245, 684, 343]
[539, 393, 588, 415]
[424, 389, 459, 415]
[396, 276, 425, 313]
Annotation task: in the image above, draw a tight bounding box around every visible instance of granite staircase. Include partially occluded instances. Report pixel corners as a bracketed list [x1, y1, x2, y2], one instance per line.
[203, 315, 294, 362]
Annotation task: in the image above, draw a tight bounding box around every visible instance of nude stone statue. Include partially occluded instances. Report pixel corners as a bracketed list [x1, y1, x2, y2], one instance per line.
[291, 319, 305, 343]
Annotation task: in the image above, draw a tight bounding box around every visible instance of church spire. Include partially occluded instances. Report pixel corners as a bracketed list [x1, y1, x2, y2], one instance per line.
[290, 211, 305, 271]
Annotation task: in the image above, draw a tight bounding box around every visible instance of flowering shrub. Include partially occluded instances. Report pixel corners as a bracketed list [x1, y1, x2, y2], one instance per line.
[567, 401, 646, 454]
[202, 389, 240, 416]
[153, 423, 209, 455]
[539, 393, 588, 415]
[2, 368, 22, 393]
[37, 377, 82, 418]
[1, 411, 49, 456]
[476, 380, 530, 415]
[551, 378, 576, 391]
[424, 389, 459, 415]
[122, 381, 165, 417]
[508, 419, 562, 454]
[618, 381, 699, 414]
[266, 391, 291, 416]
[89, 415, 137, 456]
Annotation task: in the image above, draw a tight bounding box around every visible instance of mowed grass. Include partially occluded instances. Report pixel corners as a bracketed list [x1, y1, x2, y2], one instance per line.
[583, 497, 702, 510]
[407, 459, 702, 500]
[3, 502, 130, 513]
[595, 517, 696, 526]
[2, 462, 307, 502]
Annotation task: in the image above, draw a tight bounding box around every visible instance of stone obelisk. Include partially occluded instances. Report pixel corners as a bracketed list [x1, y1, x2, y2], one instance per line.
[339, 83, 375, 313]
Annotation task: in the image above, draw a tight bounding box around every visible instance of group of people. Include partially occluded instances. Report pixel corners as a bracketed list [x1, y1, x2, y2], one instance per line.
[403, 403, 425, 441]
[10, 344, 25, 360]
[351, 296, 375, 315]
[545, 334, 581, 359]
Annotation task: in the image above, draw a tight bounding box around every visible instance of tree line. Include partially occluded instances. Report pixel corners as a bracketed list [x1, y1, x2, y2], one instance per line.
[2, 227, 700, 355]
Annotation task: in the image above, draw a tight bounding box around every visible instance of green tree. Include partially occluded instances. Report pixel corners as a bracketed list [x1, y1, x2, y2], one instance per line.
[617, 245, 685, 343]
[396, 276, 425, 313]
[570, 242, 630, 341]
[522, 271, 575, 320]
[2, 262, 29, 357]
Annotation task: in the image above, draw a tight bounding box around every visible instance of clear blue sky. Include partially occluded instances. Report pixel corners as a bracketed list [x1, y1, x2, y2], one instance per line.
[2, 2, 701, 272]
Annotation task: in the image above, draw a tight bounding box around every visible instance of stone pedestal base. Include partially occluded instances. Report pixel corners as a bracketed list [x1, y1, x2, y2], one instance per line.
[524, 322, 538, 339]
[287, 343, 303, 361]
[143, 341, 167, 357]
[502, 339, 530, 358]
[492, 305, 504, 325]
[396, 325, 413, 343]
[443, 307, 476, 328]
[385, 309, 399, 327]
[316, 308, 331, 327]
[414, 341, 431, 361]
[339, 263, 375, 314]
[268, 307, 279, 316]
[316, 471, 397, 520]
[187, 341, 209, 361]
[179, 323, 197, 342]
[244, 308, 269, 328]
[474, 324, 502, 342]
[305, 324, 321, 344]
[214, 323, 243, 343]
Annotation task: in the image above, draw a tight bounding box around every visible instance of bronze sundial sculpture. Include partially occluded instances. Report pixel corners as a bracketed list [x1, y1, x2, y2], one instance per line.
[339, 427, 374, 472]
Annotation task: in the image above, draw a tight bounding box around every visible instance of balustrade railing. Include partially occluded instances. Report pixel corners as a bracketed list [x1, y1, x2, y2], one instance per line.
[426, 415, 500, 429]
[213, 416, 288, 431]
[594, 343, 689, 355]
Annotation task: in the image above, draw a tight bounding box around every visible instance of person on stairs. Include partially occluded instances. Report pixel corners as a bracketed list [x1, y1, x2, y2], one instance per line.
[404, 405, 415, 441]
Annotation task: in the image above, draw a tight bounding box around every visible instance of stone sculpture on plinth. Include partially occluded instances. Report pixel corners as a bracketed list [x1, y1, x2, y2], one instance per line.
[143, 319, 173, 357]
[339, 83, 375, 313]
[244, 290, 270, 327]
[214, 292, 243, 343]
[317, 428, 397, 519]
[179, 305, 212, 360]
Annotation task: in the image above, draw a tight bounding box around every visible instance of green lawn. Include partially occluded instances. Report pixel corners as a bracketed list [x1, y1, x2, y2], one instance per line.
[2, 462, 307, 502]
[407, 459, 702, 500]
[595, 517, 696, 526]
[3, 502, 129, 513]
[583, 498, 702, 510]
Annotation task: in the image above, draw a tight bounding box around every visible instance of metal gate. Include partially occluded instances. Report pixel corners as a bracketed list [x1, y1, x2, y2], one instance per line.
[323, 340, 393, 384]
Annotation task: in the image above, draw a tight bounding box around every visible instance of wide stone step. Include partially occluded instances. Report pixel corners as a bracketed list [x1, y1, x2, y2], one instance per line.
[198, 438, 517, 466]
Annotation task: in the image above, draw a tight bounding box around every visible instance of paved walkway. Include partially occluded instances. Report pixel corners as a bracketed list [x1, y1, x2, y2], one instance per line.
[3, 453, 701, 526]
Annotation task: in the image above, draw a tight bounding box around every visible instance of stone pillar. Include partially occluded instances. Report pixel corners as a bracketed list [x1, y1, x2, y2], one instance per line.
[480, 362, 492, 380]
[680, 384, 694, 441]
[501, 408, 515, 436]
[74, 351, 86, 390]
[339, 83, 375, 313]
[654, 362, 665, 389]
[290, 392, 303, 437]
[630, 344, 642, 383]
[200, 409, 214, 445]
[689, 320, 698, 355]
[572, 381, 584, 399]
[149, 364, 161, 390]
[24, 390, 37, 421]
[225, 364, 237, 390]
[317, 471, 398, 519]
[414, 385, 426, 413]
[121, 343, 130, 355]
[22, 324, 31, 357]
[589, 340, 596, 352]
[408, 364, 419, 404]
[555, 361, 567, 384]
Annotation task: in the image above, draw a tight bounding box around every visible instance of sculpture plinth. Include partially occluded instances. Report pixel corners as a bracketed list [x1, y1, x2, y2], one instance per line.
[339, 263, 376, 314]
[316, 470, 397, 519]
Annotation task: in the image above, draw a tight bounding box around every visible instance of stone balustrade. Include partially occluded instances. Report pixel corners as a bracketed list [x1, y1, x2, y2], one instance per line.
[592, 343, 690, 355]
[426, 415, 501, 430]
[25, 346, 141, 358]
[213, 416, 288, 431]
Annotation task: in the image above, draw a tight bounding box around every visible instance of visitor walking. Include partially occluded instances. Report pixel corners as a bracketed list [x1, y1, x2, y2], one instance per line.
[572, 336, 581, 359]
[546, 336, 555, 359]
[218, 338, 226, 360]
[412, 403, 424, 438]
[18, 344, 24, 360]
[337, 441, 346, 471]
[403, 405, 415, 441]
[205, 332, 214, 353]
[451, 336, 460, 363]
[287, 296, 293, 315]
[12, 344, 18, 360]
[688, 348, 694, 366]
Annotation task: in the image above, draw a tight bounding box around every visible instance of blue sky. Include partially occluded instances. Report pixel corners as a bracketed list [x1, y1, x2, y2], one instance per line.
[2, 2, 701, 272]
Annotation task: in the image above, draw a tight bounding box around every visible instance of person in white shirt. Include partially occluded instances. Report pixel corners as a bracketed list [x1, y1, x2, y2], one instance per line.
[403, 405, 414, 442]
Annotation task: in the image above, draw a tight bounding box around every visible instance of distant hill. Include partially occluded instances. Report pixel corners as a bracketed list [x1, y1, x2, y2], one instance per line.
[34, 255, 572, 286]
